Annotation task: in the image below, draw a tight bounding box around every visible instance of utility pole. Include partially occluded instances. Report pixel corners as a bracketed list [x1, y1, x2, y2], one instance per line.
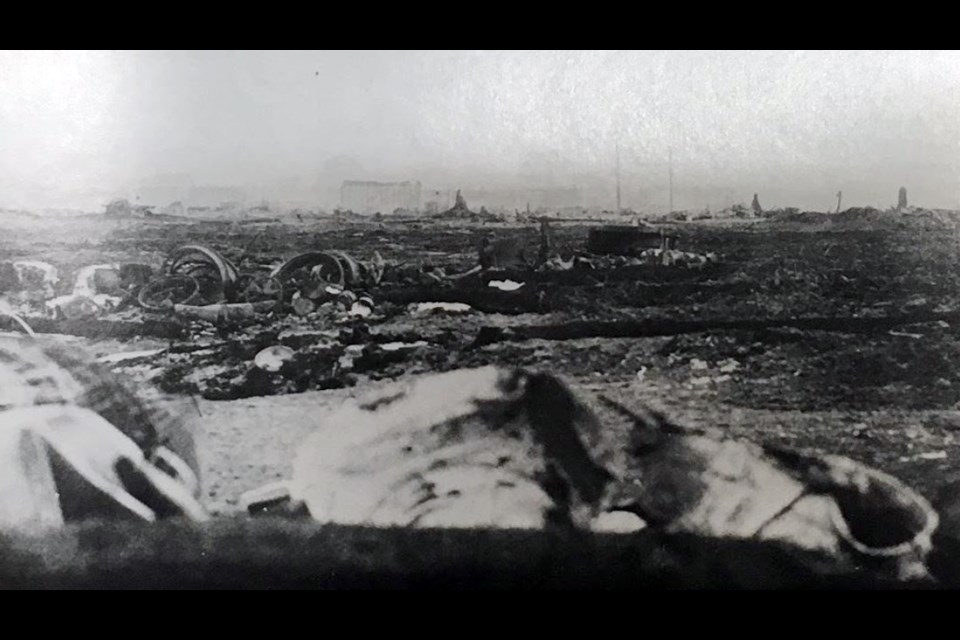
[668, 147, 674, 213]
[615, 143, 622, 213]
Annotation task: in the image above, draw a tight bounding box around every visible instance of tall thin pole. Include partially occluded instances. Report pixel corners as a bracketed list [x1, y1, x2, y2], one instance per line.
[668, 147, 674, 213]
[615, 143, 622, 213]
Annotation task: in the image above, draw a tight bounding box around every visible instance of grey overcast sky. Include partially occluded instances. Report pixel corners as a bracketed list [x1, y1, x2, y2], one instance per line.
[1, 50, 958, 211]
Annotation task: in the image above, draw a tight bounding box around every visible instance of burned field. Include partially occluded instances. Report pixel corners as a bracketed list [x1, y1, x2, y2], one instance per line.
[5, 212, 960, 510]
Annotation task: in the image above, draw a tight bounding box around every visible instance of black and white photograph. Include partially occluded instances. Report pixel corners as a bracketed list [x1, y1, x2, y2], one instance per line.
[1, 49, 959, 589]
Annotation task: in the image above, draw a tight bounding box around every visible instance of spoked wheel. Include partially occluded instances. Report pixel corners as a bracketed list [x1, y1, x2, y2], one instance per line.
[272, 252, 346, 305]
[235, 273, 284, 307]
[164, 245, 240, 301]
[138, 275, 201, 312]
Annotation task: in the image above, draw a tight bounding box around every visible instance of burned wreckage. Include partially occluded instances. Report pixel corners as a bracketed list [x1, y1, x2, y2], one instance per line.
[0, 221, 958, 589]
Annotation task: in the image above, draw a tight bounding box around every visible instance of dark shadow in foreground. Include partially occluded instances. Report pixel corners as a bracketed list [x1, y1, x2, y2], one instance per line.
[0, 517, 939, 590]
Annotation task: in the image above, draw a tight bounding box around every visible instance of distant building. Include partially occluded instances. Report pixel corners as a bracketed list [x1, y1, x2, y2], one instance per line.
[423, 188, 456, 214]
[340, 181, 421, 214]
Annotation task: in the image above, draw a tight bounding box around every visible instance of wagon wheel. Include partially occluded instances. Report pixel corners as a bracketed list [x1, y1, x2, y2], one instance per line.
[272, 253, 347, 306]
[308, 259, 345, 290]
[326, 250, 362, 286]
[235, 273, 284, 308]
[138, 275, 201, 312]
[273, 253, 346, 287]
[165, 245, 240, 298]
[182, 268, 229, 304]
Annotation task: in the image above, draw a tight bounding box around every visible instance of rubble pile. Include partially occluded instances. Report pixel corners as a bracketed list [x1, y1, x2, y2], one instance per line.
[2, 337, 946, 587]
[250, 365, 940, 584]
[766, 207, 959, 230]
[9, 210, 960, 588]
[0, 225, 724, 401]
[433, 190, 502, 222]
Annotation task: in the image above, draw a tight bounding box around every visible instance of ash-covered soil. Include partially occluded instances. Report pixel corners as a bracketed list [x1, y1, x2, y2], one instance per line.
[8, 211, 960, 512]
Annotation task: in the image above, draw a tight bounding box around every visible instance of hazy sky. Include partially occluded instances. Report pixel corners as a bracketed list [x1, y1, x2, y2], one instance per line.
[1, 50, 958, 210]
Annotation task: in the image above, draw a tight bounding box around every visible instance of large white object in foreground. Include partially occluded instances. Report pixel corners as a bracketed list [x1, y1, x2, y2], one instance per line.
[290, 365, 938, 581]
[0, 405, 206, 532]
[0, 335, 207, 533]
[292, 366, 619, 530]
